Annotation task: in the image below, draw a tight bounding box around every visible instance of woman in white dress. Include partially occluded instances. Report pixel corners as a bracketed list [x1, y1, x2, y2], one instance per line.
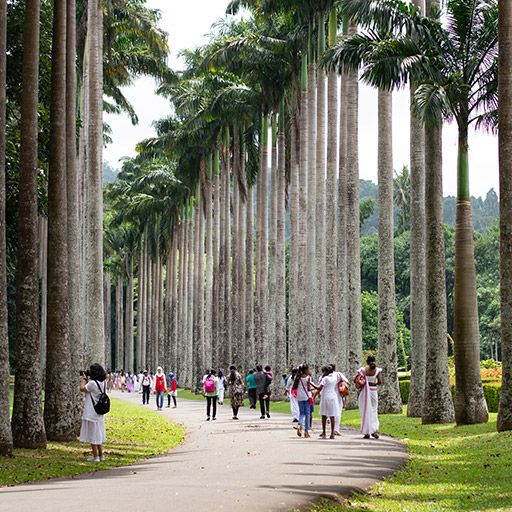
[80, 363, 107, 462]
[355, 355, 382, 439]
[317, 365, 343, 439]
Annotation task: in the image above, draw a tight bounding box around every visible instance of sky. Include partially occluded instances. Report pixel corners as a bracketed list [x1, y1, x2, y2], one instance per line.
[103, 0, 500, 199]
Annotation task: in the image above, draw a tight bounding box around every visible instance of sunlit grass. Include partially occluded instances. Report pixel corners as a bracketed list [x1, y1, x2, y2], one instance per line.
[307, 410, 512, 512]
[1, 393, 185, 487]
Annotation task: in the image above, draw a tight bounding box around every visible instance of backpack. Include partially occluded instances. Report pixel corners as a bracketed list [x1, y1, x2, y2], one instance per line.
[204, 376, 216, 394]
[91, 381, 110, 415]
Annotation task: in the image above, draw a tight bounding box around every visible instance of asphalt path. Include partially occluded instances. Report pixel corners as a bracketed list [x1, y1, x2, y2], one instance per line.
[0, 390, 408, 512]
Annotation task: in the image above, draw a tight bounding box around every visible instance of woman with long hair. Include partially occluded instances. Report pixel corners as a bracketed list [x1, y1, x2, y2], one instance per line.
[355, 355, 382, 439]
[228, 365, 244, 420]
[79, 363, 108, 462]
[292, 364, 317, 438]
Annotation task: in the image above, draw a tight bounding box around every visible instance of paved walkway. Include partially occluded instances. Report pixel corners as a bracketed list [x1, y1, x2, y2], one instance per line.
[0, 390, 407, 511]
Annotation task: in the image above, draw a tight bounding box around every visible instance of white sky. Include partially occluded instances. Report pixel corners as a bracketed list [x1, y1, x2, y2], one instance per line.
[103, 0, 499, 199]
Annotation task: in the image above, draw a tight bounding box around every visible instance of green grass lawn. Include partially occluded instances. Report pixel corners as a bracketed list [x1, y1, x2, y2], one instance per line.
[178, 389, 512, 511]
[2, 390, 185, 487]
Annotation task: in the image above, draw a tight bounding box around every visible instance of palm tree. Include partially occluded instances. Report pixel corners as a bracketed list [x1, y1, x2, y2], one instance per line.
[11, 0, 47, 449]
[326, 0, 495, 424]
[377, 88, 402, 413]
[67, 0, 83, 432]
[45, 0, 74, 441]
[423, 125, 456, 423]
[325, 8, 339, 358]
[407, 0, 427, 416]
[497, 0, 512, 432]
[393, 165, 410, 234]
[0, 0, 13, 455]
[84, 0, 105, 366]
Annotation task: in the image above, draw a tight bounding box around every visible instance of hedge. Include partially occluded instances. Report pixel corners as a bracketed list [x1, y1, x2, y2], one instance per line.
[399, 380, 502, 413]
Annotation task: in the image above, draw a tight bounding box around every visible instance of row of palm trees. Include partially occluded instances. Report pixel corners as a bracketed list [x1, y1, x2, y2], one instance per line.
[104, 0, 508, 430]
[0, 0, 170, 454]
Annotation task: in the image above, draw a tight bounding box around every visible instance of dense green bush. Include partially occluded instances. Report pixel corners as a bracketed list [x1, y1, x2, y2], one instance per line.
[400, 379, 502, 413]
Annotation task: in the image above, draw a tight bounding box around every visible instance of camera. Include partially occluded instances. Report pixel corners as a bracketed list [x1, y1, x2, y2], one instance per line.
[80, 370, 90, 378]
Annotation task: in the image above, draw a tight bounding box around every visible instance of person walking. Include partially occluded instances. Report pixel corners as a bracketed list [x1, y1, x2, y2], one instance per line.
[285, 367, 299, 422]
[203, 369, 219, 420]
[217, 370, 227, 405]
[79, 363, 107, 462]
[292, 364, 317, 438]
[317, 365, 343, 439]
[154, 366, 166, 411]
[253, 365, 272, 419]
[355, 355, 382, 439]
[246, 369, 257, 409]
[227, 365, 244, 420]
[141, 370, 152, 405]
[167, 372, 178, 408]
[329, 363, 349, 436]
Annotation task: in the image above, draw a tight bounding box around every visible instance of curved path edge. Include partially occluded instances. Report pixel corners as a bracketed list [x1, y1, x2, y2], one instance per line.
[0, 390, 408, 511]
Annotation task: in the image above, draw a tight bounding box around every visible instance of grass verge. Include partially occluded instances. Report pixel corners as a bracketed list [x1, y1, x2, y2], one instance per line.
[1, 395, 185, 487]
[308, 410, 512, 512]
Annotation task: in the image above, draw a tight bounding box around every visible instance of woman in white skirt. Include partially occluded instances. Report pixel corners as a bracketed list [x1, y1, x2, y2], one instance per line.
[317, 365, 343, 439]
[80, 363, 107, 462]
[355, 355, 382, 439]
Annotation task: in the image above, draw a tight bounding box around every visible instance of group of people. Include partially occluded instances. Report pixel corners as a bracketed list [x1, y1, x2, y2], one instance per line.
[200, 355, 382, 441]
[285, 356, 382, 440]
[78, 355, 382, 462]
[106, 368, 179, 410]
[203, 365, 273, 421]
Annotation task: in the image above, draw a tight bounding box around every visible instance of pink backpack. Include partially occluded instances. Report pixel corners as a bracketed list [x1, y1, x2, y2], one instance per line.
[204, 377, 216, 393]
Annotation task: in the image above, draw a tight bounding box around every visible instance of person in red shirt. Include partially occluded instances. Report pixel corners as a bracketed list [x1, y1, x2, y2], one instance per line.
[154, 366, 167, 411]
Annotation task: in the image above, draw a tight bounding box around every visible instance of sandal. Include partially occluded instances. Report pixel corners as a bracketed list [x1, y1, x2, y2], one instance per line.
[319, 433, 326, 439]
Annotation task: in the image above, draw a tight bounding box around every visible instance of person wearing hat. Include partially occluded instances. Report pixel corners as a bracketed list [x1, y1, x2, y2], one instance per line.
[154, 366, 167, 411]
[141, 370, 152, 405]
[167, 372, 178, 408]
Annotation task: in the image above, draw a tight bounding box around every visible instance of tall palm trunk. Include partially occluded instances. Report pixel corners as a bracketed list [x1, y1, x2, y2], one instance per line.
[124, 256, 134, 373]
[140, 239, 148, 371]
[326, 9, 339, 358]
[84, 0, 104, 366]
[212, 153, 221, 368]
[315, 18, 327, 373]
[12, 0, 47, 449]
[237, 149, 247, 375]
[232, 140, 241, 367]
[197, 189, 205, 382]
[422, 125, 455, 424]
[115, 275, 124, 370]
[345, 31, 363, 407]
[268, 116, 278, 365]
[218, 152, 226, 369]
[306, 55, 317, 366]
[205, 158, 214, 369]
[497, 0, 512, 431]
[256, 116, 268, 362]
[297, 57, 309, 361]
[0, 0, 13, 454]
[223, 138, 233, 367]
[453, 125, 488, 425]
[245, 186, 255, 369]
[376, 89, 402, 414]
[170, 225, 179, 373]
[137, 246, 144, 372]
[186, 212, 194, 387]
[66, 0, 82, 432]
[104, 272, 112, 369]
[157, 252, 165, 367]
[407, 87, 427, 417]
[338, 63, 349, 372]
[178, 219, 186, 378]
[275, 110, 287, 396]
[38, 216, 48, 375]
